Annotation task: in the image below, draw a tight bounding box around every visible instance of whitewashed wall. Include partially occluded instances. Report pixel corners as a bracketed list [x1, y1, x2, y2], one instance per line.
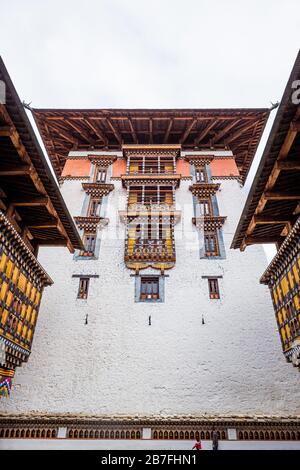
[1, 154, 300, 417]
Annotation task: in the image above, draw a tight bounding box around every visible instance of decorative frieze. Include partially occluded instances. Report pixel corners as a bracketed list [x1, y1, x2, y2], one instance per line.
[88, 155, 117, 167]
[185, 155, 214, 166]
[189, 183, 220, 197]
[192, 215, 227, 231]
[74, 216, 108, 232]
[82, 183, 114, 198]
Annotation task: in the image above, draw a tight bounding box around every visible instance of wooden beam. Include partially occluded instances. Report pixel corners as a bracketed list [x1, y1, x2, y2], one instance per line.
[277, 121, 299, 160]
[264, 191, 300, 201]
[180, 118, 197, 144]
[12, 196, 50, 207]
[27, 221, 58, 229]
[210, 119, 241, 145]
[0, 165, 31, 176]
[225, 121, 257, 145]
[164, 119, 173, 144]
[253, 214, 291, 225]
[275, 160, 300, 171]
[128, 118, 137, 144]
[84, 118, 108, 145]
[47, 121, 78, 146]
[149, 118, 153, 144]
[105, 118, 122, 145]
[194, 120, 216, 145]
[66, 119, 96, 145]
[0, 126, 14, 137]
[244, 236, 281, 245]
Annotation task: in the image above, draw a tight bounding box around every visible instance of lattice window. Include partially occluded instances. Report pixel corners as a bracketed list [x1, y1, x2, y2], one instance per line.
[195, 166, 207, 183]
[94, 168, 106, 183]
[140, 277, 159, 301]
[198, 199, 211, 216]
[77, 278, 89, 299]
[208, 278, 220, 299]
[80, 233, 96, 256]
[204, 232, 219, 256]
[88, 198, 101, 217]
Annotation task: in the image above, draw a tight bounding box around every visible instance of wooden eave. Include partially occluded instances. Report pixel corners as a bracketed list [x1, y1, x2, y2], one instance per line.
[121, 174, 181, 188]
[32, 108, 269, 184]
[0, 57, 83, 253]
[189, 183, 220, 196]
[231, 50, 300, 250]
[82, 182, 114, 197]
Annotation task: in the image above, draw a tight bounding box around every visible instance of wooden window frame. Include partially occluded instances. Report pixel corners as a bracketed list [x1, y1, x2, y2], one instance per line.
[77, 277, 90, 300]
[140, 276, 160, 302]
[195, 166, 208, 183]
[80, 233, 96, 257]
[88, 198, 101, 217]
[208, 278, 220, 299]
[198, 199, 212, 216]
[94, 167, 107, 183]
[204, 231, 219, 257]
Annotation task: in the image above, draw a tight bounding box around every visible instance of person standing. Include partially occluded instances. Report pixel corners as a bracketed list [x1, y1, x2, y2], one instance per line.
[192, 439, 202, 450]
[212, 430, 219, 450]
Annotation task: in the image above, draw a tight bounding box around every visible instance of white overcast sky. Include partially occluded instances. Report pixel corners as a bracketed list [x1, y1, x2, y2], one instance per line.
[1, 0, 300, 259]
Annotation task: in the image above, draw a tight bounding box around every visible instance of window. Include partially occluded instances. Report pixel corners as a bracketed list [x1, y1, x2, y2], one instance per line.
[204, 232, 219, 256]
[208, 278, 220, 299]
[78, 278, 89, 299]
[140, 277, 159, 301]
[80, 233, 96, 256]
[95, 168, 106, 183]
[195, 166, 207, 183]
[88, 198, 101, 217]
[198, 199, 211, 216]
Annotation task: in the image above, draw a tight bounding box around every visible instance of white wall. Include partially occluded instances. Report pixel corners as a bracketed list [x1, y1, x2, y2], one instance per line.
[1, 158, 300, 417]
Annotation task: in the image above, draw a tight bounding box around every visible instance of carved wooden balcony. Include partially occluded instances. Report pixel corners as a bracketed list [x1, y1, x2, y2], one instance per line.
[125, 240, 175, 262]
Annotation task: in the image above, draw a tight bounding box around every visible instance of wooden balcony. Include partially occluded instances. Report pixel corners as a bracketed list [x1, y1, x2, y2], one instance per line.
[125, 240, 175, 262]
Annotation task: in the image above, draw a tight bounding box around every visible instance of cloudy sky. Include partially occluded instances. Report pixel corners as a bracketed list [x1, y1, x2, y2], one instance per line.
[1, 0, 299, 258]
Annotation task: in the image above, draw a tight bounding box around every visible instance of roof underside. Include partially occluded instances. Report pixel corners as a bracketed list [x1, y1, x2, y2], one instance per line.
[231, 50, 300, 249]
[0, 57, 82, 251]
[32, 108, 269, 183]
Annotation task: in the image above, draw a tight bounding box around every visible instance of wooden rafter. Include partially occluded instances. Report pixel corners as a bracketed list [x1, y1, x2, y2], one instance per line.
[128, 118, 137, 143]
[194, 120, 216, 145]
[105, 117, 122, 145]
[180, 118, 197, 144]
[84, 118, 108, 145]
[164, 119, 173, 143]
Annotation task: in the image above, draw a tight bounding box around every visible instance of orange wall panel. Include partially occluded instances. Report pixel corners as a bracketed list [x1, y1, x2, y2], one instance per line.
[112, 159, 127, 177]
[176, 159, 190, 176]
[210, 158, 239, 177]
[62, 159, 91, 177]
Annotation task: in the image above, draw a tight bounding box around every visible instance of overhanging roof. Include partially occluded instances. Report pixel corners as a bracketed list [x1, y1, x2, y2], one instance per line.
[231, 50, 300, 250]
[32, 107, 269, 183]
[0, 57, 83, 251]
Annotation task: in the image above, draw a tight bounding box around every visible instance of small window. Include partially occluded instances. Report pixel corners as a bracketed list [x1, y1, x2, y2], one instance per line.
[88, 198, 101, 217]
[95, 168, 106, 183]
[78, 278, 89, 299]
[80, 233, 96, 256]
[140, 277, 159, 301]
[198, 199, 211, 216]
[195, 166, 207, 183]
[208, 278, 220, 299]
[204, 232, 219, 257]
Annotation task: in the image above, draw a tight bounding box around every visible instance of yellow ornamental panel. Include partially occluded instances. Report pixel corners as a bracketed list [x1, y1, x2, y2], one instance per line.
[22, 325, 27, 338]
[6, 291, 13, 307]
[21, 304, 26, 318]
[0, 282, 8, 301]
[277, 284, 282, 302]
[285, 324, 291, 339]
[282, 307, 287, 321]
[35, 291, 41, 307]
[12, 267, 19, 284]
[280, 276, 289, 296]
[273, 288, 278, 306]
[27, 329, 32, 341]
[0, 253, 7, 272]
[277, 310, 283, 326]
[288, 271, 294, 289]
[18, 273, 27, 293]
[293, 264, 300, 284]
[280, 327, 286, 342]
[30, 286, 36, 302]
[5, 259, 13, 278]
[1, 309, 9, 325]
[26, 282, 32, 298]
[294, 295, 300, 311]
[31, 309, 37, 325]
[26, 305, 32, 322]
[17, 320, 22, 335]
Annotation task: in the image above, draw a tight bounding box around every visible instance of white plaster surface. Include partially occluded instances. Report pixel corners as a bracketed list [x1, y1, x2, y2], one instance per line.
[1, 439, 300, 450]
[1, 159, 300, 418]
